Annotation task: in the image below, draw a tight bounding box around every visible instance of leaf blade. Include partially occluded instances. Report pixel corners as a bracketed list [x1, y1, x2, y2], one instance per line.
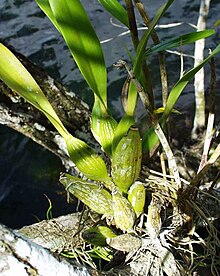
[163, 44, 220, 120]
[134, 0, 174, 76]
[98, 0, 129, 27]
[35, 0, 60, 31]
[38, 0, 107, 108]
[0, 43, 68, 138]
[112, 114, 135, 153]
[146, 30, 215, 56]
[142, 44, 220, 153]
[0, 43, 111, 183]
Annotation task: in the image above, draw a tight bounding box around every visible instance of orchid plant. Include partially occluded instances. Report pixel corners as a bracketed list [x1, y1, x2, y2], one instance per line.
[0, 0, 219, 271]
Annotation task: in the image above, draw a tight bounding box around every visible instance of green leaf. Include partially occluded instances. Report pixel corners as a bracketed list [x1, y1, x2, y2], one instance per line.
[91, 98, 118, 157]
[91, 96, 106, 143]
[126, 81, 138, 116]
[37, 0, 107, 110]
[214, 19, 220, 27]
[115, 0, 174, 147]
[0, 43, 68, 139]
[112, 114, 135, 153]
[91, 96, 118, 156]
[91, 246, 113, 262]
[35, 0, 60, 31]
[146, 30, 215, 56]
[82, 226, 117, 246]
[134, 0, 174, 76]
[162, 44, 220, 120]
[36, 0, 117, 150]
[110, 83, 137, 153]
[153, 107, 181, 115]
[98, 0, 129, 27]
[99, 115, 118, 156]
[122, 0, 175, 127]
[66, 135, 111, 182]
[142, 44, 220, 154]
[0, 43, 110, 183]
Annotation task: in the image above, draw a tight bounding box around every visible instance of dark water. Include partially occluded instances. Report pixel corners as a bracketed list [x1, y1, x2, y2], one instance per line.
[0, 125, 75, 228]
[0, 0, 219, 228]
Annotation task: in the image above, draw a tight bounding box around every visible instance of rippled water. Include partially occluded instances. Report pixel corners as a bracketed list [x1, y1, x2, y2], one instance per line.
[0, 0, 219, 228]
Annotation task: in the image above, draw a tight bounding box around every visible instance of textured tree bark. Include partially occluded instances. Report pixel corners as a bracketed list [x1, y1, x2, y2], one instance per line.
[17, 213, 93, 254]
[0, 223, 100, 276]
[3, 212, 182, 276]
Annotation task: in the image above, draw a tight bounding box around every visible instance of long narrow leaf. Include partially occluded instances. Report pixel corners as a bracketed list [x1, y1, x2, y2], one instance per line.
[142, 44, 220, 154]
[0, 43, 110, 182]
[35, 0, 60, 31]
[163, 44, 220, 120]
[126, 81, 138, 116]
[112, 0, 174, 150]
[146, 30, 215, 56]
[134, 0, 174, 75]
[36, 0, 107, 109]
[98, 0, 129, 27]
[0, 43, 68, 138]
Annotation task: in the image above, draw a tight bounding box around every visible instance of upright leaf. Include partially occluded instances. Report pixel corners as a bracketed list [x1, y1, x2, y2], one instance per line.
[36, 0, 119, 152]
[162, 44, 220, 120]
[35, 0, 60, 31]
[98, 0, 129, 27]
[113, 0, 174, 150]
[37, 0, 107, 109]
[126, 81, 138, 116]
[134, 0, 174, 76]
[112, 114, 135, 152]
[142, 44, 220, 154]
